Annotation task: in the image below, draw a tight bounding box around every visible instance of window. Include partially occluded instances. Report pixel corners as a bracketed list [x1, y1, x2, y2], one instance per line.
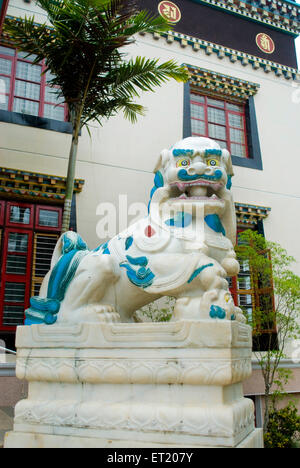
[0, 45, 67, 121]
[183, 80, 263, 170]
[35, 205, 62, 231]
[31, 233, 59, 297]
[6, 202, 34, 228]
[190, 93, 248, 158]
[0, 201, 61, 331]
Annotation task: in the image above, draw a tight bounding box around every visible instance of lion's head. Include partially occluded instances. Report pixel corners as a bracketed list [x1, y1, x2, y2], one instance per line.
[149, 137, 237, 246]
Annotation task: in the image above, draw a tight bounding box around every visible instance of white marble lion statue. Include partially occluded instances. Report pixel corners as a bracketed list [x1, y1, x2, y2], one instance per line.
[25, 137, 245, 325]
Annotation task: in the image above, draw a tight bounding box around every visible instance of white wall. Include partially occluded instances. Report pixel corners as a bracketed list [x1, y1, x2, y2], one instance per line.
[7, 0, 49, 24]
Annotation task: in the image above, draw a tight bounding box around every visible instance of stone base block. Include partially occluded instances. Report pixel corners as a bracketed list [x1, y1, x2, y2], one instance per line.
[4, 321, 263, 449]
[4, 428, 263, 449]
[237, 429, 264, 448]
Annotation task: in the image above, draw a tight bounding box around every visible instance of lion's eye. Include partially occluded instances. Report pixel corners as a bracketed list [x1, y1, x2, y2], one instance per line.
[207, 158, 220, 167]
[176, 158, 191, 168]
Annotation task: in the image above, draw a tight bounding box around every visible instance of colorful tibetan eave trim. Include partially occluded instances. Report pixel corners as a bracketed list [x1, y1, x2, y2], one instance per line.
[235, 202, 271, 226]
[4, 15, 53, 33]
[144, 31, 300, 81]
[0, 186, 66, 201]
[0, 167, 84, 203]
[190, 0, 300, 36]
[184, 64, 260, 101]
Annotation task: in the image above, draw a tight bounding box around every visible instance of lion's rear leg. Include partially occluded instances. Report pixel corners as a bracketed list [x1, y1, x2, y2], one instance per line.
[57, 254, 120, 324]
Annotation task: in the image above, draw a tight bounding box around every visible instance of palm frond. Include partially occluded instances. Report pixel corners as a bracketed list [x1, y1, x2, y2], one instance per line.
[123, 9, 172, 36]
[121, 101, 145, 123]
[111, 56, 189, 100]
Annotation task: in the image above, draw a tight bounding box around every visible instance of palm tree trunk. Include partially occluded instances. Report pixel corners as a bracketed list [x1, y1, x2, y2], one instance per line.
[61, 62, 96, 234]
[61, 124, 80, 233]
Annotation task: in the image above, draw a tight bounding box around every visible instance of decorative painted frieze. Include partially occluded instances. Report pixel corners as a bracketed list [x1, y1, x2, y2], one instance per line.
[184, 64, 260, 101]
[142, 31, 300, 81]
[190, 0, 300, 35]
[235, 202, 271, 226]
[0, 167, 84, 202]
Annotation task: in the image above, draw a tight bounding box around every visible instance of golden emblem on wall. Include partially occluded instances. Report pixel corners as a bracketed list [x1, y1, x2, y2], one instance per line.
[158, 1, 181, 23]
[256, 33, 275, 54]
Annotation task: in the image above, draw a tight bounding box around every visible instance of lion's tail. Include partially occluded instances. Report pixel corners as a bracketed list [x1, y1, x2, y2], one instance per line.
[25, 232, 89, 326]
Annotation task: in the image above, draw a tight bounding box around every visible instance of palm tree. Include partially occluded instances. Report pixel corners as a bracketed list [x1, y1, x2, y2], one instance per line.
[4, 0, 189, 232]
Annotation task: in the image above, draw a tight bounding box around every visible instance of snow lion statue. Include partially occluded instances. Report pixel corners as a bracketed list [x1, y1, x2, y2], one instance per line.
[25, 137, 245, 325]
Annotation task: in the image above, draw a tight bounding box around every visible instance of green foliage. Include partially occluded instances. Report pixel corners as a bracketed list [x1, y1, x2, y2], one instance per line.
[270, 368, 293, 409]
[4, 0, 189, 128]
[264, 403, 300, 448]
[135, 297, 175, 323]
[235, 229, 300, 343]
[235, 230, 300, 431]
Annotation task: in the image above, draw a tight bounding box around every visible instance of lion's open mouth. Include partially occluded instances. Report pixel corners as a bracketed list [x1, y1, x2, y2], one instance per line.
[169, 180, 223, 201]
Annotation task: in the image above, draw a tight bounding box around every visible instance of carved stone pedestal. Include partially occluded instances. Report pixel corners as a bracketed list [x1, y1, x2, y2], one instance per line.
[4, 321, 263, 448]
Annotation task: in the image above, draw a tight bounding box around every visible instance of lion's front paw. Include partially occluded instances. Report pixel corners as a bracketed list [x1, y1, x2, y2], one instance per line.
[233, 306, 247, 323]
[221, 257, 240, 277]
[203, 289, 237, 321]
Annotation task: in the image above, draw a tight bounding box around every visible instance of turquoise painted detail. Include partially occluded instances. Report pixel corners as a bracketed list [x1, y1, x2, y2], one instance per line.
[25, 232, 90, 326]
[178, 169, 223, 182]
[231, 314, 236, 321]
[93, 244, 103, 252]
[177, 170, 200, 182]
[213, 169, 223, 179]
[25, 297, 60, 325]
[154, 171, 164, 188]
[62, 231, 88, 254]
[173, 149, 194, 158]
[205, 214, 226, 236]
[30, 297, 60, 314]
[150, 186, 157, 198]
[187, 263, 214, 283]
[165, 211, 192, 228]
[120, 264, 155, 288]
[120, 255, 155, 289]
[226, 174, 233, 190]
[47, 250, 79, 300]
[125, 236, 133, 251]
[94, 241, 107, 252]
[126, 255, 148, 267]
[210, 305, 226, 319]
[94, 241, 110, 255]
[148, 170, 164, 213]
[205, 149, 222, 157]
